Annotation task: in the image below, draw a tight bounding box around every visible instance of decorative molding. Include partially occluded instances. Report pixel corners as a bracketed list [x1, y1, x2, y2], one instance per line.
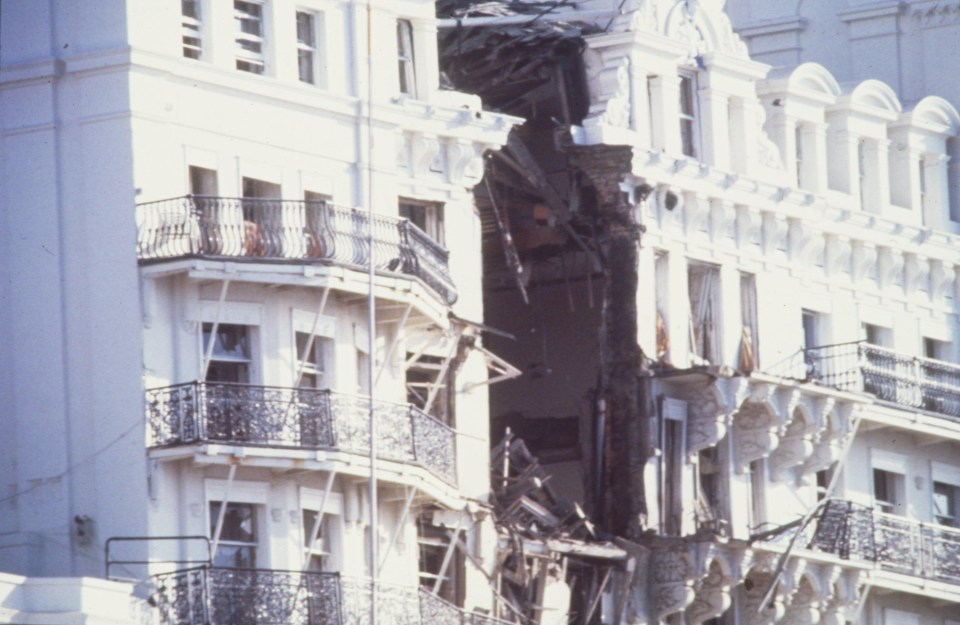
[683, 377, 750, 457]
[447, 139, 484, 186]
[411, 133, 441, 177]
[903, 253, 930, 298]
[824, 234, 852, 278]
[762, 212, 789, 256]
[685, 195, 712, 236]
[733, 384, 801, 473]
[709, 199, 737, 243]
[877, 246, 905, 291]
[583, 53, 632, 130]
[851, 240, 878, 284]
[737, 205, 763, 247]
[929, 259, 956, 302]
[650, 544, 696, 620]
[788, 218, 824, 267]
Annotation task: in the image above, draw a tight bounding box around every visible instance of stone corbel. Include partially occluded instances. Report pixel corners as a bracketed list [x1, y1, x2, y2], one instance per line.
[850, 241, 877, 285]
[684, 377, 750, 458]
[761, 212, 789, 256]
[781, 574, 822, 625]
[903, 253, 930, 300]
[411, 133, 441, 177]
[770, 396, 833, 481]
[685, 542, 752, 625]
[820, 568, 863, 625]
[800, 402, 859, 476]
[737, 205, 762, 247]
[742, 555, 789, 625]
[649, 544, 696, 621]
[684, 195, 711, 236]
[930, 259, 956, 303]
[709, 199, 737, 244]
[877, 246, 904, 291]
[824, 234, 851, 278]
[447, 139, 482, 186]
[734, 385, 802, 473]
[788, 218, 824, 268]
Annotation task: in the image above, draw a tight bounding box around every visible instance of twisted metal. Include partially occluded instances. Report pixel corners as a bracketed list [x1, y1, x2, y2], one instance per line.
[146, 383, 457, 485]
[808, 499, 960, 583]
[152, 569, 513, 625]
[136, 196, 456, 304]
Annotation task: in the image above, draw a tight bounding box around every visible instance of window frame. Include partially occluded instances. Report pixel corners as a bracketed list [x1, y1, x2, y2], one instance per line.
[678, 72, 700, 159]
[234, 0, 267, 75]
[300, 487, 344, 572]
[209, 500, 260, 569]
[203, 322, 253, 383]
[182, 0, 203, 60]
[399, 198, 444, 246]
[295, 10, 322, 85]
[872, 468, 904, 515]
[397, 19, 417, 97]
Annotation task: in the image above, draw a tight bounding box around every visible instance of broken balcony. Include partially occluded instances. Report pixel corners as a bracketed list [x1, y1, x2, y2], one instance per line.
[136, 196, 457, 305]
[146, 382, 457, 486]
[780, 341, 960, 419]
[152, 567, 506, 625]
[809, 499, 960, 584]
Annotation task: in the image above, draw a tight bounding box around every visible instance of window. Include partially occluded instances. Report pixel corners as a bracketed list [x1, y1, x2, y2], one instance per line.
[688, 263, 720, 365]
[679, 74, 699, 158]
[203, 323, 252, 383]
[739, 273, 759, 372]
[801, 310, 819, 351]
[296, 11, 320, 84]
[933, 482, 959, 527]
[397, 19, 416, 96]
[399, 199, 444, 245]
[924, 337, 950, 360]
[356, 349, 370, 395]
[235, 1, 266, 74]
[418, 512, 461, 603]
[857, 139, 868, 207]
[862, 323, 890, 348]
[918, 157, 927, 209]
[302, 509, 331, 571]
[210, 502, 258, 568]
[406, 354, 451, 425]
[873, 468, 903, 515]
[190, 166, 218, 196]
[182, 0, 202, 59]
[661, 397, 687, 536]
[795, 124, 805, 188]
[296, 331, 329, 388]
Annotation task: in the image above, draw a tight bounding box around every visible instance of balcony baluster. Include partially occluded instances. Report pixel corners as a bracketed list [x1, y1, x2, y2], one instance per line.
[136, 196, 457, 304]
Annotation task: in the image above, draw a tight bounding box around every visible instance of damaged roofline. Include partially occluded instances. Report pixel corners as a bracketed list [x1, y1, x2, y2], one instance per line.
[436, 10, 620, 29]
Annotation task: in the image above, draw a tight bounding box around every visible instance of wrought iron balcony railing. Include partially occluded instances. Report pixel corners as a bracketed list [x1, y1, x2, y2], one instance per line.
[146, 382, 456, 485]
[152, 567, 509, 625]
[136, 196, 457, 305]
[770, 341, 960, 419]
[809, 499, 960, 583]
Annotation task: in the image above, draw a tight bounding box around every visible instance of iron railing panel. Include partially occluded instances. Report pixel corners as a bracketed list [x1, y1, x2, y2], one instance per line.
[808, 499, 960, 584]
[146, 383, 457, 486]
[136, 196, 456, 304]
[152, 568, 512, 625]
[770, 341, 960, 420]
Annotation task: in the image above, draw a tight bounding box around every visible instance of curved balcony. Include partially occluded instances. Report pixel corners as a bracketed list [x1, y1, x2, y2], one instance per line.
[136, 196, 456, 305]
[773, 341, 960, 419]
[152, 567, 507, 625]
[809, 499, 960, 584]
[146, 382, 456, 486]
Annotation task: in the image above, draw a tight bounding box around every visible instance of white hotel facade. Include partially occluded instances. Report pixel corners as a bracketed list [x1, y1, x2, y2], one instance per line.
[0, 0, 516, 623]
[2, 1, 960, 625]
